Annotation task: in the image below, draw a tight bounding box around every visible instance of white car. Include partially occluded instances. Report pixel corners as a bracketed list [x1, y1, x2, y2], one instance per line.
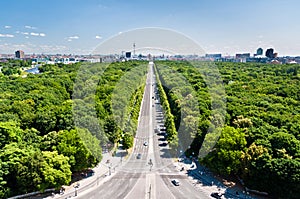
[143, 141, 148, 146]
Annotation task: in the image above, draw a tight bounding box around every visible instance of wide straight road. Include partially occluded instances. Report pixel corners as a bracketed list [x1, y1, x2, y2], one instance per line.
[77, 62, 210, 199]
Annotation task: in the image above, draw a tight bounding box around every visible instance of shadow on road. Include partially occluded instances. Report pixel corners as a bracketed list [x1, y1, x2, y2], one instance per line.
[158, 137, 166, 141]
[159, 142, 168, 147]
[115, 151, 128, 158]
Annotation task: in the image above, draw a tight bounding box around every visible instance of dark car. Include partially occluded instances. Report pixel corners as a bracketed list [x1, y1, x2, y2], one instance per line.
[87, 169, 95, 177]
[171, 179, 180, 186]
[136, 153, 142, 159]
[210, 192, 222, 199]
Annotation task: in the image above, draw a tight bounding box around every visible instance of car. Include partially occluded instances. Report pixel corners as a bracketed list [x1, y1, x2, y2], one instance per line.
[136, 153, 142, 159]
[210, 192, 222, 199]
[171, 179, 180, 186]
[143, 141, 148, 146]
[86, 169, 95, 177]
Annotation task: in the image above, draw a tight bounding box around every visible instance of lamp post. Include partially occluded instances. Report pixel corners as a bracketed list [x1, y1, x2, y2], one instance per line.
[121, 153, 123, 164]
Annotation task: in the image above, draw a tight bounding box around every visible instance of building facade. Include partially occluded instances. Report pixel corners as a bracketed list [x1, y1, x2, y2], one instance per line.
[15, 50, 25, 59]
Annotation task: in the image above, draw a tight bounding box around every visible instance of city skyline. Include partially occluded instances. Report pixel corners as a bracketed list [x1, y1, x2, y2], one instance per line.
[0, 0, 300, 56]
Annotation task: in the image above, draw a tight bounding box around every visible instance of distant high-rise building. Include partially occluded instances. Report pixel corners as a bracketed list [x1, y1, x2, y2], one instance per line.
[266, 48, 275, 59]
[125, 52, 131, 58]
[256, 48, 263, 55]
[15, 50, 25, 59]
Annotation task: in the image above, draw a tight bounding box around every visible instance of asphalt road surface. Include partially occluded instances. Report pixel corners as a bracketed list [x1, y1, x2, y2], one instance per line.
[77, 62, 210, 199]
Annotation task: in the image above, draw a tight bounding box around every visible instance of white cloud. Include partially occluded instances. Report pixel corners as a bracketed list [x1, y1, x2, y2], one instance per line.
[95, 35, 102, 39]
[0, 43, 68, 54]
[0, 34, 14, 38]
[30, 32, 40, 36]
[69, 36, 79, 39]
[19, 32, 46, 37]
[66, 36, 79, 42]
[4, 26, 11, 29]
[25, 25, 37, 29]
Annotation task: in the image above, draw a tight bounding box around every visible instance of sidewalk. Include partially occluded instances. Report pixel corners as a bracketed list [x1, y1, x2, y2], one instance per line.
[45, 146, 127, 199]
[175, 157, 268, 199]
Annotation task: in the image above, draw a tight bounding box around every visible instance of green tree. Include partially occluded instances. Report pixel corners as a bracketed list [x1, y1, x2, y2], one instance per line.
[0, 143, 39, 196]
[0, 122, 22, 149]
[269, 132, 300, 158]
[39, 151, 71, 190]
[201, 126, 247, 175]
[122, 132, 133, 150]
[56, 129, 98, 172]
[0, 160, 8, 198]
[77, 128, 102, 162]
[104, 116, 120, 143]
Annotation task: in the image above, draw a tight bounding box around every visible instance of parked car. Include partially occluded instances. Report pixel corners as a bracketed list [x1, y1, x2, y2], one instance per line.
[171, 179, 180, 186]
[210, 192, 222, 199]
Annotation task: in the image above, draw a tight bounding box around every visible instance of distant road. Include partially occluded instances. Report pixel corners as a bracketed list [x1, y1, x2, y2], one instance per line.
[77, 62, 210, 199]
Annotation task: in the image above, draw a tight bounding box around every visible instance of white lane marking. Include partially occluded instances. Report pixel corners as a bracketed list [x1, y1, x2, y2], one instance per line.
[145, 173, 156, 199]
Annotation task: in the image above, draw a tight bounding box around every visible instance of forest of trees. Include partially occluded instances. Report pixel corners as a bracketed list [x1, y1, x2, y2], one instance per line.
[0, 59, 299, 198]
[0, 60, 147, 198]
[0, 59, 32, 76]
[155, 61, 300, 199]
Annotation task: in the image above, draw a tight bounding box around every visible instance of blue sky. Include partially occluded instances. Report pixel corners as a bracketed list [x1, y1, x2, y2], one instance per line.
[0, 0, 299, 56]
